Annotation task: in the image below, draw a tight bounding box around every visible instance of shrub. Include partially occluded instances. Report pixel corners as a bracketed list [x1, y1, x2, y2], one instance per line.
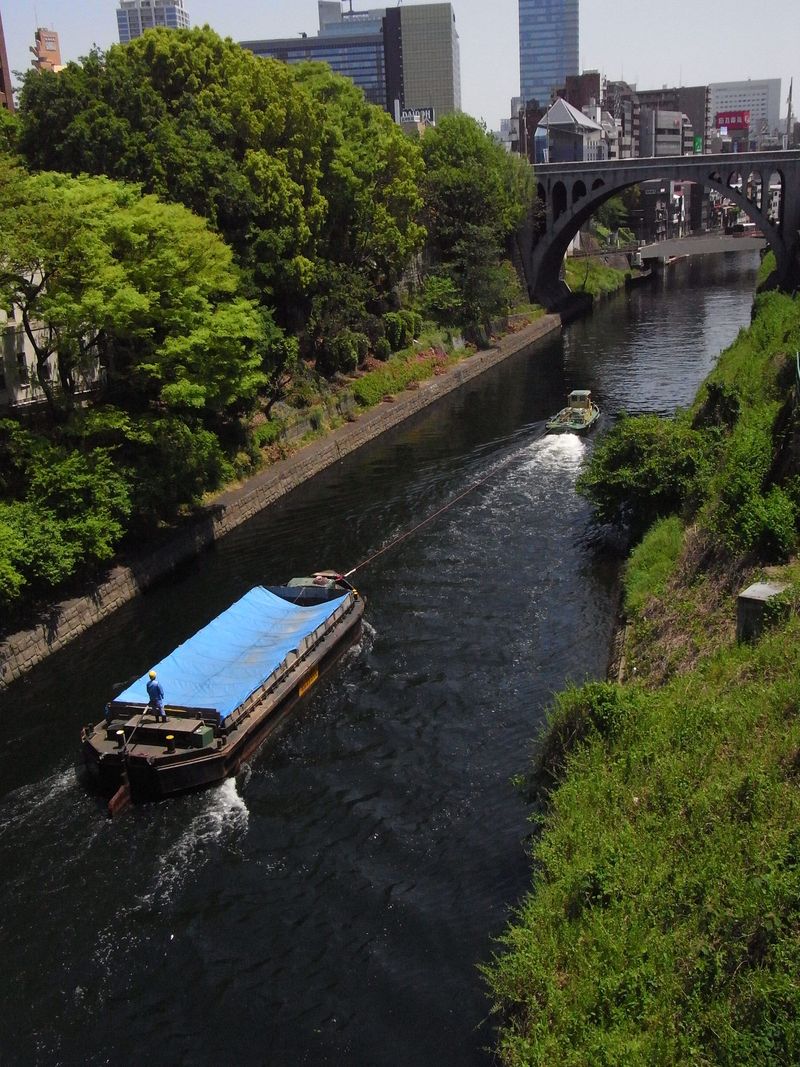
[251, 419, 283, 448]
[373, 337, 392, 361]
[692, 381, 741, 430]
[383, 311, 409, 352]
[709, 413, 798, 558]
[419, 274, 462, 324]
[362, 315, 386, 348]
[527, 682, 635, 801]
[577, 414, 710, 537]
[352, 331, 370, 362]
[399, 309, 422, 341]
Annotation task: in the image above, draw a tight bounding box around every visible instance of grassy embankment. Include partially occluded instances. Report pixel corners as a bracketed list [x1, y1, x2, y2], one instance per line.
[564, 256, 631, 299]
[485, 268, 800, 1065]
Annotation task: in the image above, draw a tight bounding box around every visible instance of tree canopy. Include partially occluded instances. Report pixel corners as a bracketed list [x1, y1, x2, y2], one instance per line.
[421, 113, 532, 327]
[0, 163, 265, 421]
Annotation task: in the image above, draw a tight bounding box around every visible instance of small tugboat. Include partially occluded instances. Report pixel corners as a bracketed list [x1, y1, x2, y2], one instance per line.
[81, 572, 364, 814]
[545, 389, 600, 434]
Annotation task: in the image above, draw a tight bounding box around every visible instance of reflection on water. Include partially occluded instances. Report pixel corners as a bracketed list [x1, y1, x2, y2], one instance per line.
[0, 252, 761, 1066]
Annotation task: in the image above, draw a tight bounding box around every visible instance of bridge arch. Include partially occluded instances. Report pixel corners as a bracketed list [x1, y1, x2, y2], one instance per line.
[526, 151, 800, 309]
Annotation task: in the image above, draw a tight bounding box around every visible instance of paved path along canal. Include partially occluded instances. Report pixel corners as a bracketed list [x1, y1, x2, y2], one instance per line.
[0, 252, 761, 1066]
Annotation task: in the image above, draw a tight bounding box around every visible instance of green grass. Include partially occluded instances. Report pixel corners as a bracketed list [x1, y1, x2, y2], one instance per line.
[623, 515, 684, 615]
[564, 256, 629, 298]
[485, 287, 800, 1065]
[486, 634, 800, 1066]
[349, 347, 458, 407]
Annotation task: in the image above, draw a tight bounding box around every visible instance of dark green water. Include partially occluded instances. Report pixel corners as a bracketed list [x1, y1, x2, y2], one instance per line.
[0, 253, 760, 1065]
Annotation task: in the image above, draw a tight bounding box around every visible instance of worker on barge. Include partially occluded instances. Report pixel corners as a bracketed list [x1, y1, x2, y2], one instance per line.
[146, 670, 167, 723]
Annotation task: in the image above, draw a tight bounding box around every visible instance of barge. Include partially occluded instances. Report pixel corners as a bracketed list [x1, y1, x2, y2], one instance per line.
[81, 573, 364, 813]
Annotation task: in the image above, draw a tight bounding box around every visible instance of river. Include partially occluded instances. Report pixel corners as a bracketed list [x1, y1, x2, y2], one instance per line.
[0, 252, 761, 1066]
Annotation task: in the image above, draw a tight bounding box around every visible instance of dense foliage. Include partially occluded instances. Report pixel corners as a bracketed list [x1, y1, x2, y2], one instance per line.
[16, 31, 426, 352]
[1, 27, 534, 614]
[486, 288, 800, 1064]
[0, 161, 264, 606]
[421, 113, 532, 328]
[576, 414, 709, 538]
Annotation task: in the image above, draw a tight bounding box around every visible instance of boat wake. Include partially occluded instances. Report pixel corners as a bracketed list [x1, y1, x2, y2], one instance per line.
[145, 778, 249, 905]
[0, 765, 81, 842]
[529, 432, 586, 468]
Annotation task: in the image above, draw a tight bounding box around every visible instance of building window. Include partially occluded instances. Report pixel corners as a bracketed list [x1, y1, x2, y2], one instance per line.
[16, 351, 28, 384]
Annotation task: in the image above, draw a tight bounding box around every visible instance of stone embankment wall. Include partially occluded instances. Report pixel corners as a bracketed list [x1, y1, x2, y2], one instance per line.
[0, 314, 561, 688]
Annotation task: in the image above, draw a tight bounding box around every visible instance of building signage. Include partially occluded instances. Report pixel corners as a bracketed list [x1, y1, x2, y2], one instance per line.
[715, 110, 750, 131]
[693, 135, 704, 153]
[400, 106, 435, 124]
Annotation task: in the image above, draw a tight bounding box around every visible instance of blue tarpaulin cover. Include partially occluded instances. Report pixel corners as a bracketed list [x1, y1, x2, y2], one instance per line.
[115, 586, 348, 720]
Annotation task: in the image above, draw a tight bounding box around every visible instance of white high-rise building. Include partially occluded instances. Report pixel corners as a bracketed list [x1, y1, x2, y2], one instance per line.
[117, 0, 191, 44]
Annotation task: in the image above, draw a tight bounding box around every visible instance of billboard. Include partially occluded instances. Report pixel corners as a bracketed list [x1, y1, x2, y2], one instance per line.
[400, 106, 435, 124]
[715, 110, 750, 131]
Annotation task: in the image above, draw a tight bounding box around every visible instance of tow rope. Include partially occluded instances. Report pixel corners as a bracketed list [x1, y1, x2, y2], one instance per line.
[344, 457, 508, 578]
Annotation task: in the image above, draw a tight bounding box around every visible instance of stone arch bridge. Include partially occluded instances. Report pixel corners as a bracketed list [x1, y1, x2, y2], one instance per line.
[526, 150, 800, 309]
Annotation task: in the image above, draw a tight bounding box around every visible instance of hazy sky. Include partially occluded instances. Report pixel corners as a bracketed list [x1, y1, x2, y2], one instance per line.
[3, 0, 798, 130]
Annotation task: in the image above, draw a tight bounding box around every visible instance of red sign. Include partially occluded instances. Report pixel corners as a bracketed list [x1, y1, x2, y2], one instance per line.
[715, 110, 751, 131]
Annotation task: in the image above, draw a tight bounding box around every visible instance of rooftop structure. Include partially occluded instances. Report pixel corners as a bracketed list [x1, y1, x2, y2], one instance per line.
[30, 27, 64, 74]
[534, 96, 603, 163]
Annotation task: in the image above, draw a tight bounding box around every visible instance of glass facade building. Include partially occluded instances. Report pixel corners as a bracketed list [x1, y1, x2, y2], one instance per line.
[242, 2, 461, 121]
[117, 0, 191, 44]
[519, 0, 579, 108]
[243, 33, 388, 110]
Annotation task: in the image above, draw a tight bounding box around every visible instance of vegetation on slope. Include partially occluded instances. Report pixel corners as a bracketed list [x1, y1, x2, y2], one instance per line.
[485, 286, 800, 1064]
[564, 256, 630, 299]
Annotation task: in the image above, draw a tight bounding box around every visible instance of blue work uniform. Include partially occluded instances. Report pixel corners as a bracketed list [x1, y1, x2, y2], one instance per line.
[146, 678, 166, 721]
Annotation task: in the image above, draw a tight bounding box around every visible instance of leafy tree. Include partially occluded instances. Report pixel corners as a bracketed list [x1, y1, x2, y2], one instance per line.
[293, 63, 425, 296]
[0, 168, 266, 421]
[594, 194, 628, 231]
[0, 442, 132, 608]
[17, 28, 326, 314]
[0, 108, 20, 154]
[421, 113, 530, 328]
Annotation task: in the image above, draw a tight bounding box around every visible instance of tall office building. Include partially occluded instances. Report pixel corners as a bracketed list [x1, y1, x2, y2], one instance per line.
[519, 0, 579, 108]
[117, 0, 191, 44]
[30, 27, 64, 74]
[242, 1, 460, 120]
[0, 9, 14, 111]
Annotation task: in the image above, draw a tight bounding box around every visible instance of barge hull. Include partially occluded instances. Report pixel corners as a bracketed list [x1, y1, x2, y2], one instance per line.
[82, 592, 364, 803]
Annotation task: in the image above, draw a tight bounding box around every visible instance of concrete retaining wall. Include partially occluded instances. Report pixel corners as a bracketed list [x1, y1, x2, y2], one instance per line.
[0, 314, 561, 688]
